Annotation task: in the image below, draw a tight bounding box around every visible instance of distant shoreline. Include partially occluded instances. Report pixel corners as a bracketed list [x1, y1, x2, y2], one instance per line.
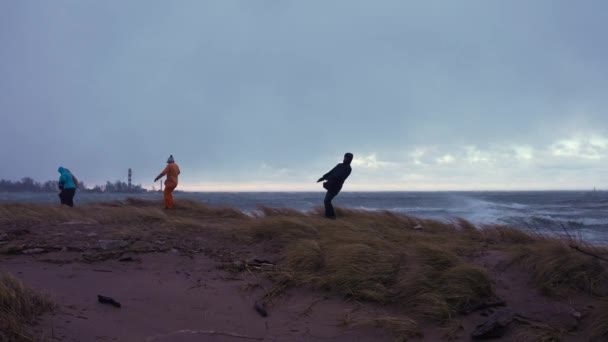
[0, 189, 604, 194]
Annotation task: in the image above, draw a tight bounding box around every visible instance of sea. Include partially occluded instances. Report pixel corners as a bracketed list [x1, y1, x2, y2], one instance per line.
[2, 191, 607, 244]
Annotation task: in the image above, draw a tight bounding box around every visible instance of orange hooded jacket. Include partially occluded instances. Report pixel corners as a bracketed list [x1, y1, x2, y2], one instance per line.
[157, 163, 180, 188]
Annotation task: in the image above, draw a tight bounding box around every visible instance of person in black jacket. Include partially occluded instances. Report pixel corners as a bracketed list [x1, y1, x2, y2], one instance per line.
[317, 153, 353, 219]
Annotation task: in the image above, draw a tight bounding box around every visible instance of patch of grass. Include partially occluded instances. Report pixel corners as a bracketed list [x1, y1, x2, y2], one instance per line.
[408, 291, 452, 322]
[170, 199, 247, 219]
[0, 272, 54, 342]
[438, 264, 494, 312]
[4, 199, 608, 339]
[248, 216, 320, 241]
[514, 324, 568, 342]
[393, 262, 494, 321]
[258, 207, 308, 217]
[483, 225, 536, 245]
[508, 240, 608, 296]
[414, 244, 461, 272]
[124, 197, 161, 207]
[441, 319, 465, 340]
[285, 239, 323, 273]
[0, 199, 246, 228]
[0, 203, 81, 225]
[591, 298, 608, 339]
[241, 209, 497, 322]
[454, 217, 482, 241]
[321, 243, 399, 302]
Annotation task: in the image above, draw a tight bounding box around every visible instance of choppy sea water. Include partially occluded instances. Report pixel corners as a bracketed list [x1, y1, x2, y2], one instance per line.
[2, 191, 607, 244]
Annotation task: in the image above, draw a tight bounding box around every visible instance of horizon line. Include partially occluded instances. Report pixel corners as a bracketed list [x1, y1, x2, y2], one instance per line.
[170, 189, 602, 193]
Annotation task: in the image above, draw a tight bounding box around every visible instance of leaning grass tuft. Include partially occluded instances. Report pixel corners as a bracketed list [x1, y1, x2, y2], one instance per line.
[514, 324, 568, 342]
[0, 272, 55, 342]
[482, 225, 536, 245]
[508, 240, 608, 296]
[438, 264, 494, 312]
[591, 298, 608, 339]
[237, 210, 500, 323]
[285, 239, 323, 273]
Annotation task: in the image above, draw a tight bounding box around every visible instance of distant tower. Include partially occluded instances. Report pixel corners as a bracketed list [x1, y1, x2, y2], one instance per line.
[128, 168, 132, 190]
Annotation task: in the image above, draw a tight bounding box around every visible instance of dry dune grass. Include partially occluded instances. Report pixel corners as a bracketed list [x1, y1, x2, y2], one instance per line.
[240, 207, 608, 339]
[0, 203, 84, 225]
[591, 298, 608, 339]
[482, 224, 536, 245]
[0, 202, 165, 226]
[245, 209, 499, 328]
[508, 239, 608, 296]
[515, 325, 568, 342]
[0, 198, 246, 228]
[258, 206, 309, 218]
[0, 272, 54, 342]
[2, 199, 608, 340]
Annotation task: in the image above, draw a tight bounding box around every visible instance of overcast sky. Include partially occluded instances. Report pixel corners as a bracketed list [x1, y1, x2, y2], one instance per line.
[1, 1, 607, 191]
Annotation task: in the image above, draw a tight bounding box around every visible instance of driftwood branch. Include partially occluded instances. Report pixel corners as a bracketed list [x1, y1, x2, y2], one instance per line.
[569, 245, 608, 262]
[460, 300, 506, 315]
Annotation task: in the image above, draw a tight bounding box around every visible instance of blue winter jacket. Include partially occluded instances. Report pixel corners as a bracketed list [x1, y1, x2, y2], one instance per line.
[58, 167, 76, 189]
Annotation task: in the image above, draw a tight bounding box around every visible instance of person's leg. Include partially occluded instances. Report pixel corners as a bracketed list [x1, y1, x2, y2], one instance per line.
[324, 190, 338, 218]
[164, 186, 176, 209]
[66, 189, 75, 207]
[163, 187, 171, 208]
[58, 190, 66, 205]
[167, 187, 174, 209]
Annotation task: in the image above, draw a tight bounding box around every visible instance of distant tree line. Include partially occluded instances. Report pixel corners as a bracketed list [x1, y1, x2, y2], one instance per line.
[0, 177, 147, 193]
[88, 181, 146, 193]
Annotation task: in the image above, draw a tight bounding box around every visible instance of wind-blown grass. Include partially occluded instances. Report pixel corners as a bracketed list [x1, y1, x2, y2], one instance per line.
[2, 199, 608, 341]
[244, 209, 499, 326]
[0, 272, 54, 342]
[239, 206, 608, 339]
[508, 240, 608, 296]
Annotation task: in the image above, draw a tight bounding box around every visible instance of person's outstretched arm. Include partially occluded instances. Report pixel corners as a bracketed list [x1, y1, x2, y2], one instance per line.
[317, 164, 339, 182]
[154, 166, 169, 182]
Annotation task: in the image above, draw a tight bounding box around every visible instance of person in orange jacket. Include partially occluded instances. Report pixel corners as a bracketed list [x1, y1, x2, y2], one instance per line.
[154, 155, 181, 209]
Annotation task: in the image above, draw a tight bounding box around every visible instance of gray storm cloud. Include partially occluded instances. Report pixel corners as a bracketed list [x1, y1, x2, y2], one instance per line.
[1, 1, 607, 190]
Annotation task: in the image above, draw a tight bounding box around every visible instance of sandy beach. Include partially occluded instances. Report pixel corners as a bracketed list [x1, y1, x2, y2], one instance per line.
[1, 199, 607, 341]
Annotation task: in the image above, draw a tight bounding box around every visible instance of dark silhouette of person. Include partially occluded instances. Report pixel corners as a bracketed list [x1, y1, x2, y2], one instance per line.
[317, 153, 353, 219]
[57, 166, 78, 207]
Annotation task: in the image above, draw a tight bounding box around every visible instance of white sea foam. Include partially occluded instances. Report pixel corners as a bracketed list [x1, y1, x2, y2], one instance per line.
[568, 217, 608, 226]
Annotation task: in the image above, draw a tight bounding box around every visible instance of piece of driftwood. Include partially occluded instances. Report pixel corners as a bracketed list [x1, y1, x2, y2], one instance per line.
[569, 244, 608, 262]
[460, 300, 507, 315]
[472, 308, 514, 339]
[220, 259, 276, 273]
[246, 259, 276, 271]
[97, 295, 121, 308]
[254, 300, 268, 317]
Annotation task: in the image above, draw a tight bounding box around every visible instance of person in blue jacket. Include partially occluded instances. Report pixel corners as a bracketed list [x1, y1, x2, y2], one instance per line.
[57, 167, 78, 207]
[317, 153, 353, 219]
